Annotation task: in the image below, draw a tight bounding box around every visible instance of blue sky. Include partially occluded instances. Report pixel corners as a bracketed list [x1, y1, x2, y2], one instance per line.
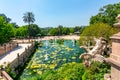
[0, 0, 120, 27]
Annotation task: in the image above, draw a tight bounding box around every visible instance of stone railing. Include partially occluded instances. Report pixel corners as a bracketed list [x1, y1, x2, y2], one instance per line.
[0, 70, 13, 80]
[10, 42, 36, 72]
[0, 42, 18, 56]
[0, 42, 36, 80]
[14, 39, 35, 44]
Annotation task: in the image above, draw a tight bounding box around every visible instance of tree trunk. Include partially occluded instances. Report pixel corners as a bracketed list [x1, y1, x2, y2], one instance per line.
[28, 22, 30, 43]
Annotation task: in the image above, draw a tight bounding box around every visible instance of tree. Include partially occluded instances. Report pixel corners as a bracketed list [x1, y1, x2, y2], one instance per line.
[74, 26, 81, 32]
[0, 15, 14, 44]
[11, 22, 19, 28]
[15, 26, 27, 38]
[49, 28, 57, 36]
[82, 23, 118, 39]
[0, 13, 11, 23]
[40, 27, 51, 36]
[90, 2, 120, 26]
[69, 28, 74, 34]
[62, 28, 67, 35]
[56, 25, 63, 35]
[23, 12, 35, 38]
[28, 24, 40, 37]
[79, 23, 118, 46]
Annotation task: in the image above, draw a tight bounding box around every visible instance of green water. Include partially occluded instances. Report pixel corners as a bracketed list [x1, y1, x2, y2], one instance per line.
[19, 40, 84, 79]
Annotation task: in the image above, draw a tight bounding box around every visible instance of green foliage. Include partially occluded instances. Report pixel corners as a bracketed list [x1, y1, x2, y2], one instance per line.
[41, 70, 59, 80]
[21, 74, 41, 80]
[49, 28, 57, 36]
[0, 15, 15, 44]
[0, 14, 11, 23]
[41, 62, 110, 80]
[79, 36, 94, 46]
[74, 26, 81, 32]
[82, 61, 110, 80]
[62, 28, 70, 35]
[41, 62, 85, 80]
[56, 39, 64, 44]
[15, 24, 40, 38]
[28, 24, 40, 37]
[23, 12, 35, 25]
[79, 23, 118, 46]
[48, 25, 83, 36]
[41, 27, 51, 36]
[15, 26, 27, 38]
[57, 25, 63, 35]
[5, 63, 16, 79]
[38, 41, 43, 47]
[23, 12, 35, 38]
[90, 2, 120, 26]
[69, 28, 74, 34]
[0, 65, 3, 69]
[59, 63, 85, 80]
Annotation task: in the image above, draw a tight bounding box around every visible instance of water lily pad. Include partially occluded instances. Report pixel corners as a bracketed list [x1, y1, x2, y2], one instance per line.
[20, 40, 85, 79]
[72, 56, 76, 59]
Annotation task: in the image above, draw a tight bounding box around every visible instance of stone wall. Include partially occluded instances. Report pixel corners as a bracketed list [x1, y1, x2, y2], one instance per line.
[0, 42, 18, 56]
[0, 42, 36, 80]
[10, 43, 36, 72]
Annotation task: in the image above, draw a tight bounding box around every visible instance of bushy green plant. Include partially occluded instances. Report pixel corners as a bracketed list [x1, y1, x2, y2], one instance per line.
[82, 61, 110, 80]
[41, 63, 85, 80]
[79, 23, 118, 46]
[38, 41, 43, 47]
[57, 39, 64, 44]
[5, 63, 16, 79]
[41, 61, 110, 80]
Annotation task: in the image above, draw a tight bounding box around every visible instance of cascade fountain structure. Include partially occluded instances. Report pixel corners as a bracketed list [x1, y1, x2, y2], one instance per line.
[44, 40, 49, 60]
[80, 37, 107, 65]
[38, 37, 40, 43]
[45, 51, 48, 61]
[45, 40, 49, 48]
[72, 38, 75, 46]
[108, 14, 120, 80]
[54, 36, 57, 44]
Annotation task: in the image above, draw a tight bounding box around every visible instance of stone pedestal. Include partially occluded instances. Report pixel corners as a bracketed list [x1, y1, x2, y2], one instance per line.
[108, 14, 120, 80]
[109, 33, 120, 80]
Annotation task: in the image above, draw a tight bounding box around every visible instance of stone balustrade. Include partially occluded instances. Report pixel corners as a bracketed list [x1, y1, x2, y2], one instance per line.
[0, 42, 36, 80]
[0, 42, 18, 56]
[0, 70, 13, 80]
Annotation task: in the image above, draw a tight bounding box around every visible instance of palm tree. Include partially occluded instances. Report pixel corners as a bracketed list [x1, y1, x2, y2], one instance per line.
[23, 12, 35, 41]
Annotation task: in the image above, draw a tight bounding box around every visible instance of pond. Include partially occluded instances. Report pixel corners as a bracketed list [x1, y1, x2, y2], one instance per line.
[19, 40, 85, 80]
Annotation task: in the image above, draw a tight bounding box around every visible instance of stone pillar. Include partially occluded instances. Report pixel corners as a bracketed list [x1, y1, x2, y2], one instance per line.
[17, 53, 20, 66]
[108, 14, 120, 80]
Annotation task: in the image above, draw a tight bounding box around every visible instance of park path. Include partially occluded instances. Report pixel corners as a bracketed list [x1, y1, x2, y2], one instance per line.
[0, 44, 31, 65]
[14, 35, 80, 43]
